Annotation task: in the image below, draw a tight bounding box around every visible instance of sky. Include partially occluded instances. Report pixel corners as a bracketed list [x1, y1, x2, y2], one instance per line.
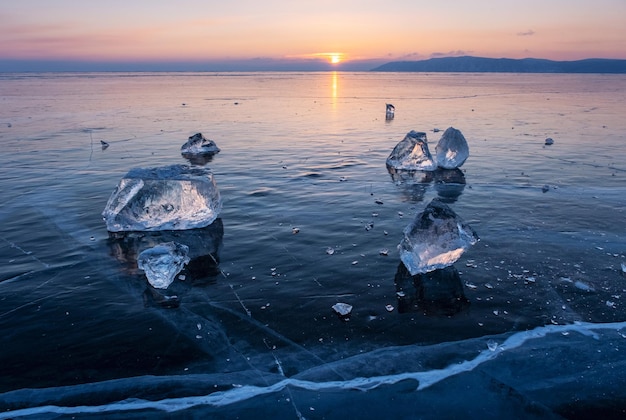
[1, 0, 625, 71]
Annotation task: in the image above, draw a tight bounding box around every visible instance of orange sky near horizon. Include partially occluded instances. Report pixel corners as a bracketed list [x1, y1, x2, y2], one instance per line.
[1, 0, 625, 68]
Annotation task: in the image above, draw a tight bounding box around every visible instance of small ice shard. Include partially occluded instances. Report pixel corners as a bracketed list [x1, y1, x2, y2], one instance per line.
[385, 103, 395, 120]
[138, 242, 190, 289]
[434, 127, 470, 169]
[332, 302, 353, 317]
[181, 132, 220, 155]
[620, 262, 626, 277]
[574, 280, 595, 292]
[398, 198, 479, 275]
[102, 164, 222, 232]
[545, 137, 554, 145]
[487, 339, 498, 351]
[386, 130, 438, 171]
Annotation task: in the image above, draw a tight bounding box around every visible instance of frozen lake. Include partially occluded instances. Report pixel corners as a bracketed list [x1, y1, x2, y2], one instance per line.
[1, 71, 625, 418]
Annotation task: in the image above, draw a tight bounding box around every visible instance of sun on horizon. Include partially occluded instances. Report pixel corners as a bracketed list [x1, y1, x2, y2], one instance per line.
[309, 52, 345, 65]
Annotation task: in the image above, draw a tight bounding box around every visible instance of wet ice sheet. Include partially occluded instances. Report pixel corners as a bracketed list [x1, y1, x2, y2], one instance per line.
[2, 321, 625, 419]
[1, 72, 625, 418]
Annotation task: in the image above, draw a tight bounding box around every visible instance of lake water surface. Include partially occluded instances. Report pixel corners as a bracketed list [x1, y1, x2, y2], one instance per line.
[1, 72, 626, 418]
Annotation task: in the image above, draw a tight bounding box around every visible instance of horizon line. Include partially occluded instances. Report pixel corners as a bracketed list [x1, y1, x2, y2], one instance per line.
[1, 55, 625, 73]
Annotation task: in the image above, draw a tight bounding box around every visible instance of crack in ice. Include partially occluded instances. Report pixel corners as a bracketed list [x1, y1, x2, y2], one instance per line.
[2, 321, 625, 419]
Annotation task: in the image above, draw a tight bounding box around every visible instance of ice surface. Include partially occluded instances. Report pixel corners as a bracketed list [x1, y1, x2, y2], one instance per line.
[4, 321, 626, 419]
[102, 164, 222, 232]
[434, 127, 470, 169]
[386, 130, 438, 171]
[180, 132, 220, 155]
[138, 242, 190, 289]
[398, 198, 479, 275]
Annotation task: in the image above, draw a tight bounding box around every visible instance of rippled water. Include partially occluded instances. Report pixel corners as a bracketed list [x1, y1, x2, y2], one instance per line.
[1, 72, 625, 418]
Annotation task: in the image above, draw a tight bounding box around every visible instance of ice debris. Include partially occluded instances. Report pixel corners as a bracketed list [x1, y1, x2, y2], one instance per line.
[398, 198, 479, 275]
[386, 130, 437, 171]
[332, 302, 353, 317]
[434, 127, 470, 169]
[181, 132, 220, 155]
[621, 262, 626, 277]
[102, 164, 222, 232]
[138, 242, 190, 289]
[574, 281, 595, 292]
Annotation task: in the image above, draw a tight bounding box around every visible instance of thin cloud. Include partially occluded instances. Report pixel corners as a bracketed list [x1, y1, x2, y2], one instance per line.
[517, 30, 535, 36]
[395, 52, 425, 60]
[430, 50, 470, 58]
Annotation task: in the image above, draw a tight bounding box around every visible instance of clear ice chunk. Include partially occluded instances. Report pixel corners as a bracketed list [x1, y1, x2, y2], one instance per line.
[385, 103, 395, 120]
[386, 130, 438, 171]
[138, 242, 190, 289]
[102, 164, 222, 232]
[398, 198, 479, 275]
[434, 127, 470, 169]
[181, 132, 220, 155]
[332, 302, 353, 317]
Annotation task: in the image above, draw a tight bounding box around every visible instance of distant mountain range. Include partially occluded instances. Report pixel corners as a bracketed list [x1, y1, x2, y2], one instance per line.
[371, 56, 626, 73]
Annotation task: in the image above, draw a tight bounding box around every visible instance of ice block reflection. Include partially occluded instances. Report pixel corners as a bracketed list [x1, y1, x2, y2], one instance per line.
[107, 218, 224, 283]
[393, 263, 470, 316]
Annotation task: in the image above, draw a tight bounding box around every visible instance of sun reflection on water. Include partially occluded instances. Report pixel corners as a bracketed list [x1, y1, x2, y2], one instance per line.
[331, 71, 338, 109]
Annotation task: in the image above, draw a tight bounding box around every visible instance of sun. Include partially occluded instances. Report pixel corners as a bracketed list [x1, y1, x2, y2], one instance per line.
[309, 52, 345, 65]
[330, 53, 342, 64]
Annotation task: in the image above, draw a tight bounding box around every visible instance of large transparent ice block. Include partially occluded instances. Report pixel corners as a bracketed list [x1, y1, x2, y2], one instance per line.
[435, 127, 470, 169]
[398, 198, 479, 275]
[386, 130, 438, 171]
[102, 164, 222, 232]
